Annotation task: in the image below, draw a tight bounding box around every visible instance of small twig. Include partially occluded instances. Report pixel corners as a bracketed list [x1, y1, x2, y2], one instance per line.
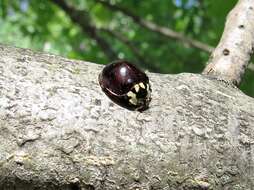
[94, 0, 214, 53]
[50, 0, 118, 61]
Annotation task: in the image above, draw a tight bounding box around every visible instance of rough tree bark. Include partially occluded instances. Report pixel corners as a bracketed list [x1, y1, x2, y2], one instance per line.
[0, 1, 254, 190]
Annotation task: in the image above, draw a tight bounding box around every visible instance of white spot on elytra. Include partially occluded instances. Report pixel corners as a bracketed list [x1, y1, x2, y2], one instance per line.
[127, 91, 136, 98]
[129, 98, 137, 105]
[134, 84, 140, 92]
[127, 91, 138, 105]
[139, 82, 146, 89]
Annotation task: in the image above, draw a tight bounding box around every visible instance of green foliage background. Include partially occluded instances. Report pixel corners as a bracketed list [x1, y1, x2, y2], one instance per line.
[0, 0, 253, 96]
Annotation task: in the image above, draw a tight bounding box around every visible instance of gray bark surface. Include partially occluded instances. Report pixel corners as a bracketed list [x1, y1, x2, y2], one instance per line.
[0, 44, 254, 190]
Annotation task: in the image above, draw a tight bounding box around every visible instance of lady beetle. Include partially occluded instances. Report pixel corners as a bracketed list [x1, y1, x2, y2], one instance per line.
[98, 60, 151, 111]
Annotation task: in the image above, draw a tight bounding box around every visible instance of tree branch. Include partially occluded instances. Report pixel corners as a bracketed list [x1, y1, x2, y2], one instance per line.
[50, 0, 118, 61]
[93, 0, 214, 53]
[203, 0, 254, 85]
[0, 44, 253, 189]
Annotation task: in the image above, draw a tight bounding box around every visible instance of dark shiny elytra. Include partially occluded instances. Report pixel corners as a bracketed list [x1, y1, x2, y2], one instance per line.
[98, 60, 151, 111]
